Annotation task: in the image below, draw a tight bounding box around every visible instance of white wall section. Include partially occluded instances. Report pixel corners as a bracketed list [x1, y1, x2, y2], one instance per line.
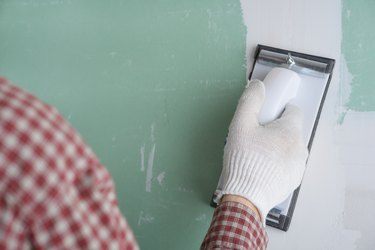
[240, 0, 374, 249]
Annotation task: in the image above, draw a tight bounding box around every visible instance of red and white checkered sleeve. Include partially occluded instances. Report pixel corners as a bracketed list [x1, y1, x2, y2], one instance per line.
[200, 201, 268, 250]
[0, 77, 139, 250]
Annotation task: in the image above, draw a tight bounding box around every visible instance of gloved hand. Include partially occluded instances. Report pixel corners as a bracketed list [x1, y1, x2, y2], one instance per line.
[220, 79, 308, 224]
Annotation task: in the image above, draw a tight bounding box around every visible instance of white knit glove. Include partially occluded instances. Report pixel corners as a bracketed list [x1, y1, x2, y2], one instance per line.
[220, 79, 308, 224]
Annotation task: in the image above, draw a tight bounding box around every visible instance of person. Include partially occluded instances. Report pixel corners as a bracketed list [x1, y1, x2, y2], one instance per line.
[0, 77, 307, 249]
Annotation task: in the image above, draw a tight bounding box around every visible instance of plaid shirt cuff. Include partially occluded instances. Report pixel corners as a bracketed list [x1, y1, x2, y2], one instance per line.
[201, 201, 268, 250]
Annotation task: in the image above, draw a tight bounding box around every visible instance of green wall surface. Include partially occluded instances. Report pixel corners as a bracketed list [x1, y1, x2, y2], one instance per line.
[342, 0, 375, 111]
[0, 1, 246, 249]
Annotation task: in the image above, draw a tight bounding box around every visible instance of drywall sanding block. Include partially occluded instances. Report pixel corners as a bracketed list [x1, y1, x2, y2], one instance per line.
[211, 45, 335, 231]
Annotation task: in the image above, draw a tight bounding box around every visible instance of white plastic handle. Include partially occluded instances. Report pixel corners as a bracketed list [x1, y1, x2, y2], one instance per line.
[258, 67, 301, 124]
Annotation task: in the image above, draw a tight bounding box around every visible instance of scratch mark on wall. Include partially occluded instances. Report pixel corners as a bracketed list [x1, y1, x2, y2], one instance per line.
[137, 211, 154, 227]
[195, 214, 207, 222]
[338, 54, 353, 124]
[140, 144, 145, 172]
[156, 171, 165, 186]
[145, 143, 156, 192]
[144, 123, 157, 192]
[150, 122, 155, 142]
[177, 186, 194, 193]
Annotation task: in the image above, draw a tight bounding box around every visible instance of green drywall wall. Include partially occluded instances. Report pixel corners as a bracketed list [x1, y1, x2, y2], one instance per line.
[342, 0, 375, 111]
[0, 1, 246, 249]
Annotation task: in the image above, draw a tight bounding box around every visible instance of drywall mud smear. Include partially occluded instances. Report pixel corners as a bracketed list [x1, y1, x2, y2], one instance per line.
[339, 0, 375, 248]
[240, 0, 361, 249]
[336, 111, 375, 249]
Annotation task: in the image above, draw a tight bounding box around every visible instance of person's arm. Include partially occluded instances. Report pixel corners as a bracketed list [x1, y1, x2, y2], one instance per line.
[201, 195, 267, 250]
[0, 77, 139, 250]
[201, 80, 308, 249]
[221, 194, 261, 219]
